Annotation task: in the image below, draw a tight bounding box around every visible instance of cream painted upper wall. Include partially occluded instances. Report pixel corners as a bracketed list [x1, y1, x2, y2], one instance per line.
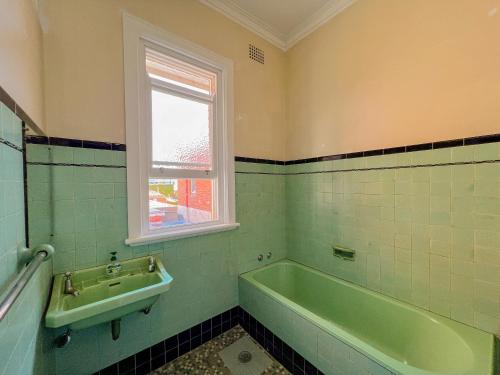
[0, 0, 45, 130]
[287, 0, 500, 160]
[42, 0, 287, 160]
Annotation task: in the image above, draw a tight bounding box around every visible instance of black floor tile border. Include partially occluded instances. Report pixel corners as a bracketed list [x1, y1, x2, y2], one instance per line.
[92, 306, 324, 375]
[92, 306, 239, 375]
[26, 133, 500, 166]
[238, 307, 324, 375]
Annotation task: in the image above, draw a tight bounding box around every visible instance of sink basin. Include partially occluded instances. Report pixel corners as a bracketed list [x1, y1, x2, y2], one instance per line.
[45, 256, 173, 330]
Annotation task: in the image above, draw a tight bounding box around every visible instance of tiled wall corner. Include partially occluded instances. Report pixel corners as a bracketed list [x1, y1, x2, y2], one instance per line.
[26, 145, 287, 374]
[286, 143, 500, 336]
[0, 103, 54, 375]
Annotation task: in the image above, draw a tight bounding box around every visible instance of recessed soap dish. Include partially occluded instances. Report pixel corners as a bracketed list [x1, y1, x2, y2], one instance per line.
[332, 246, 355, 261]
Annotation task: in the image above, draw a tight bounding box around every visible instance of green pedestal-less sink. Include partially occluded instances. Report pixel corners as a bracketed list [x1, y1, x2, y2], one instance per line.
[45, 256, 173, 331]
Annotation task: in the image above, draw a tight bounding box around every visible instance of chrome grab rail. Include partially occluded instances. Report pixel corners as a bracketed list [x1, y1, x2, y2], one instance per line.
[0, 244, 54, 321]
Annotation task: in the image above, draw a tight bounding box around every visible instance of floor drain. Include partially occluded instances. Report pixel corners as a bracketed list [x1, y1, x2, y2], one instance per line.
[238, 350, 252, 363]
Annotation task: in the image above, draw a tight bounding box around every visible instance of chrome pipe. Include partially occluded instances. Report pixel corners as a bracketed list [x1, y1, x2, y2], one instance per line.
[0, 250, 47, 321]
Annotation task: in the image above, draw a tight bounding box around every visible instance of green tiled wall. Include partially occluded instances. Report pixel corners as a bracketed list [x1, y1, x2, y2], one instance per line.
[26, 145, 286, 375]
[26, 139, 500, 374]
[286, 144, 500, 336]
[0, 104, 54, 375]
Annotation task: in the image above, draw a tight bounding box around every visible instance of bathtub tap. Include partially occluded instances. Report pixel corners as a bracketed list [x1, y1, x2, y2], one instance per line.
[106, 251, 122, 277]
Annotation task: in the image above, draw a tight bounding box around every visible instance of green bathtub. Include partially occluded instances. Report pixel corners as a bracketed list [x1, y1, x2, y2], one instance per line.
[239, 260, 495, 375]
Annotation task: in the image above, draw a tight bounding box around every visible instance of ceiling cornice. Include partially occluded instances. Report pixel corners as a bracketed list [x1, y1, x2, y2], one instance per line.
[198, 0, 357, 51]
[198, 0, 287, 51]
[286, 0, 357, 49]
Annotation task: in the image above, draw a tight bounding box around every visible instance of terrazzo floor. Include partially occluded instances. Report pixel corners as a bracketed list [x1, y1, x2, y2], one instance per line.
[151, 325, 290, 375]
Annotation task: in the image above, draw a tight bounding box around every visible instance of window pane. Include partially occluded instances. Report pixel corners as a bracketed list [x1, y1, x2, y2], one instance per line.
[151, 89, 211, 170]
[149, 178, 216, 230]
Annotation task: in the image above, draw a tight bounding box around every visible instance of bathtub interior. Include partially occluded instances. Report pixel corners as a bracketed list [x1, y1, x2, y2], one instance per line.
[242, 261, 494, 375]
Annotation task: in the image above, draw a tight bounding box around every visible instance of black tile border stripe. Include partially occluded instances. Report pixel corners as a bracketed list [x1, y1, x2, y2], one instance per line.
[26, 133, 500, 166]
[286, 133, 499, 165]
[26, 161, 126, 169]
[284, 158, 500, 175]
[235, 158, 500, 176]
[92, 306, 324, 375]
[25, 135, 127, 151]
[280, 135, 497, 165]
[239, 133, 499, 165]
[464, 133, 500, 145]
[0, 137, 23, 152]
[234, 156, 285, 165]
[0, 85, 44, 135]
[27, 159, 500, 174]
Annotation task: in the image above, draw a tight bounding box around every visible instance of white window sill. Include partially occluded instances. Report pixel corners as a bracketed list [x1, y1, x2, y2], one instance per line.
[125, 222, 240, 246]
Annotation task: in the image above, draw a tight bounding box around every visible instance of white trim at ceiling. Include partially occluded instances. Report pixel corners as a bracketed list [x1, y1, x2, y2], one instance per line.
[198, 0, 357, 51]
[198, 0, 287, 50]
[286, 0, 357, 49]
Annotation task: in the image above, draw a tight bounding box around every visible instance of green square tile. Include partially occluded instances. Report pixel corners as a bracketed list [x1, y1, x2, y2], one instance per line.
[452, 165, 474, 182]
[474, 143, 498, 162]
[26, 144, 51, 163]
[94, 167, 115, 182]
[111, 151, 127, 166]
[52, 146, 74, 163]
[451, 146, 474, 163]
[53, 183, 75, 200]
[52, 166, 74, 183]
[431, 182, 451, 196]
[94, 150, 114, 165]
[93, 183, 114, 199]
[428, 148, 452, 164]
[74, 148, 95, 164]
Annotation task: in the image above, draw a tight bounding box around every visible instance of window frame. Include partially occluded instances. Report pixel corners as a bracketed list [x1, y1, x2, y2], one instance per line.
[123, 13, 238, 246]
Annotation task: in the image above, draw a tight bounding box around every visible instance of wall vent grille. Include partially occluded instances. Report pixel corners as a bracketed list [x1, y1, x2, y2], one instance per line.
[249, 44, 264, 64]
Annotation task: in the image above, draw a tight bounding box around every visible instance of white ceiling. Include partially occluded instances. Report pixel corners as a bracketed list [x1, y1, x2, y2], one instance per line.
[198, 0, 357, 51]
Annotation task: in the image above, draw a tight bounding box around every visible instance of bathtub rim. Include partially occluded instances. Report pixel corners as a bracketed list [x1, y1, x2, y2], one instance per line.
[239, 259, 495, 375]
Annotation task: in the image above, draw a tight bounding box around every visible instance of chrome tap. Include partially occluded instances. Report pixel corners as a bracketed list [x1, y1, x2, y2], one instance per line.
[106, 252, 122, 277]
[148, 256, 155, 273]
[63, 272, 79, 296]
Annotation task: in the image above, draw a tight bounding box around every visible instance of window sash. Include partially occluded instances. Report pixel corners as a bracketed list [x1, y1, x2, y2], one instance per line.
[147, 216, 224, 234]
[152, 161, 211, 168]
[146, 177, 220, 234]
[149, 76, 214, 103]
[144, 44, 220, 232]
[147, 81, 217, 177]
[148, 167, 215, 179]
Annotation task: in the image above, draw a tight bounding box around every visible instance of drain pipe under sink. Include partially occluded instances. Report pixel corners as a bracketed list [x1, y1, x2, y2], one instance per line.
[111, 319, 121, 340]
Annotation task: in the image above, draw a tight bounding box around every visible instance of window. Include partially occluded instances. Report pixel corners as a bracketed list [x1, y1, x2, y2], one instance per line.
[123, 14, 238, 245]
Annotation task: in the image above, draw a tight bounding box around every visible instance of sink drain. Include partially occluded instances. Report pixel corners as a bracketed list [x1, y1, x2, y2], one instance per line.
[238, 350, 252, 363]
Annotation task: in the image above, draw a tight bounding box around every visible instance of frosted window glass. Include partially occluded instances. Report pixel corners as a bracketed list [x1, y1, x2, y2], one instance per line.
[151, 89, 211, 169]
